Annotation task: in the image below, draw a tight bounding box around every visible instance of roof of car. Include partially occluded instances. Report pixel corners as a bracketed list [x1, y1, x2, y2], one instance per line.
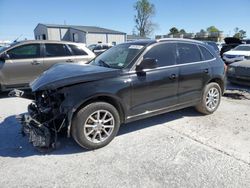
[125, 38, 206, 46]
[16, 40, 86, 45]
[157, 38, 204, 44]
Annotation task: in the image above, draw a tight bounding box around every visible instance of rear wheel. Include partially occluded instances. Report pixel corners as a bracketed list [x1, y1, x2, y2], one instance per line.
[195, 82, 222, 115]
[72, 102, 120, 149]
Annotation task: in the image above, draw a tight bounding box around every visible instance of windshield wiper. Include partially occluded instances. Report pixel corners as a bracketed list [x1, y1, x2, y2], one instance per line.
[99, 59, 111, 68]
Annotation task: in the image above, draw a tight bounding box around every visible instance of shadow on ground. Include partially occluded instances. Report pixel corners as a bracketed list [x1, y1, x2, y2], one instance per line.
[0, 107, 200, 158]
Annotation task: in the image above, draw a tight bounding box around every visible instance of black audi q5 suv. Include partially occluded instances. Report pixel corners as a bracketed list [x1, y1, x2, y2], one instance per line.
[17, 38, 226, 150]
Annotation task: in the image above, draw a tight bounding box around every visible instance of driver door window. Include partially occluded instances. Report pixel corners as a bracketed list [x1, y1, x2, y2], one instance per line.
[143, 43, 177, 67]
[7, 44, 41, 59]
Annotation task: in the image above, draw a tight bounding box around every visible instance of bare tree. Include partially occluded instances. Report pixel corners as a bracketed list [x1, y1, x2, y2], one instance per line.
[134, 0, 156, 37]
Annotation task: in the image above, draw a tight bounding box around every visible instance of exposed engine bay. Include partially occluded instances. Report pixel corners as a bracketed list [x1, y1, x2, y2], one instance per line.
[14, 89, 67, 149]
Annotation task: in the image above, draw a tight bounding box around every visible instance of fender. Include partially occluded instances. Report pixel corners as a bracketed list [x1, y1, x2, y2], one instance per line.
[65, 93, 128, 137]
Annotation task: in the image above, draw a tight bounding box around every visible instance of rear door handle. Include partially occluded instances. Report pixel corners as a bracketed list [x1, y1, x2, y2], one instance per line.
[204, 68, 209, 73]
[31, 60, 41, 65]
[66, 59, 74, 63]
[169, 74, 176, 80]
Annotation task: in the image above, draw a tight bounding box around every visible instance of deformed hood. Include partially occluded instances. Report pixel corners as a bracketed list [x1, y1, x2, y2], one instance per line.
[30, 63, 120, 91]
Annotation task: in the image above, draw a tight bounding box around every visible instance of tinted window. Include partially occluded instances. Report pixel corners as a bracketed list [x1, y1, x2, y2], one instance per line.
[206, 42, 219, 51]
[177, 43, 202, 64]
[7, 44, 40, 59]
[69, 45, 88, 55]
[143, 43, 177, 67]
[45, 44, 71, 57]
[199, 46, 214, 60]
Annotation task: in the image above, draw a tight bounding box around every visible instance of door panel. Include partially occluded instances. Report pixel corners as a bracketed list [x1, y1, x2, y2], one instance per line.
[130, 67, 179, 116]
[178, 63, 210, 103]
[1, 43, 44, 87]
[177, 43, 211, 103]
[2, 58, 44, 87]
[129, 42, 179, 117]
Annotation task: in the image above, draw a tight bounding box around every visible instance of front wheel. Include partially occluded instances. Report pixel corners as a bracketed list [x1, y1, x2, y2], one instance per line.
[195, 82, 222, 115]
[72, 102, 120, 149]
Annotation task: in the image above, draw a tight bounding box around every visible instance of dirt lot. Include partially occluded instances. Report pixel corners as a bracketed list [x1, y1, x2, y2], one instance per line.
[0, 83, 250, 188]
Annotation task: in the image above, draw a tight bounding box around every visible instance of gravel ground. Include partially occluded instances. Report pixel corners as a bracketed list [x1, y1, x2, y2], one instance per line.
[0, 83, 250, 188]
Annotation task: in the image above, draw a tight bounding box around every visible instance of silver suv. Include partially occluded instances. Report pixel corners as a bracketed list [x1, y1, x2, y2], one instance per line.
[0, 40, 95, 91]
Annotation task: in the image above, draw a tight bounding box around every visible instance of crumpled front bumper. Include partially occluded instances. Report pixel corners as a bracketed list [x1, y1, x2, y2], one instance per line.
[17, 114, 51, 148]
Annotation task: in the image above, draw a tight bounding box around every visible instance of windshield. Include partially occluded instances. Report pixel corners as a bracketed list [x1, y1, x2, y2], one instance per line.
[90, 43, 146, 69]
[233, 45, 250, 51]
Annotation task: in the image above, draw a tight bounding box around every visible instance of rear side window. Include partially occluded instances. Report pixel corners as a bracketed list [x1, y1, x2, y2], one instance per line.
[45, 44, 71, 57]
[177, 43, 202, 64]
[7, 44, 40, 59]
[143, 43, 177, 67]
[69, 45, 88, 55]
[199, 46, 214, 60]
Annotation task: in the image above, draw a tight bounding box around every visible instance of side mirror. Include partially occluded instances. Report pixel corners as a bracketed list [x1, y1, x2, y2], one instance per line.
[136, 58, 157, 72]
[0, 53, 10, 62]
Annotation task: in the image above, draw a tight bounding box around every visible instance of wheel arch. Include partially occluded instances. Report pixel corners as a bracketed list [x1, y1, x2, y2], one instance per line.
[207, 77, 225, 94]
[67, 94, 126, 137]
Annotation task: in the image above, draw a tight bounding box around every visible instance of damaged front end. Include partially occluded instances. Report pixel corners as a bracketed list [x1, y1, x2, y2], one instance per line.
[16, 90, 67, 149]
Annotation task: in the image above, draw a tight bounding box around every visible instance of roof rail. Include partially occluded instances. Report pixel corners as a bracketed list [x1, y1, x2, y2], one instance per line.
[157, 38, 203, 44]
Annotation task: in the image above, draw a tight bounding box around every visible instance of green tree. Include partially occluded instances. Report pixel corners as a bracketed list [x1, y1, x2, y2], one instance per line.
[134, 0, 156, 37]
[169, 27, 179, 35]
[233, 27, 247, 39]
[207, 26, 220, 33]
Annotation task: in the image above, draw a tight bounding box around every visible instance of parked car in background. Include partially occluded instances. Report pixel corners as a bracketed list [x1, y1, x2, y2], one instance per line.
[0, 40, 95, 91]
[17, 38, 226, 150]
[204, 41, 220, 55]
[227, 60, 250, 86]
[242, 39, 250, 44]
[222, 44, 250, 64]
[220, 37, 242, 57]
[88, 43, 113, 56]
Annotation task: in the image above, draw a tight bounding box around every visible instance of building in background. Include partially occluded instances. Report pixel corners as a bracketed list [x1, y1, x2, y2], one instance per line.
[34, 23, 126, 46]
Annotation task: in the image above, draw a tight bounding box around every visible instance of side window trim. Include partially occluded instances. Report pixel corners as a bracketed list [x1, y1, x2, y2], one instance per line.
[130, 41, 177, 71]
[65, 44, 74, 56]
[129, 42, 216, 73]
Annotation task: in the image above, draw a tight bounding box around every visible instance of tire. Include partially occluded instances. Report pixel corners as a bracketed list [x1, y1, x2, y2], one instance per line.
[195, 82, 222, 115]
[72, 102, 120, 150]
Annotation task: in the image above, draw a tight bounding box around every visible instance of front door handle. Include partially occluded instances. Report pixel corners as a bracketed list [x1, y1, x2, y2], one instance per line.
[169, 74, 176, 80]
[204, 68, 209, 74]
[66, 59, 74, 63]
[31, 60, 41, 65]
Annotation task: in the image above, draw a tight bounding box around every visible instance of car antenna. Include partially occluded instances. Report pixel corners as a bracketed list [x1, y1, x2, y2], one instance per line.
[13, 34, 23, 43]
